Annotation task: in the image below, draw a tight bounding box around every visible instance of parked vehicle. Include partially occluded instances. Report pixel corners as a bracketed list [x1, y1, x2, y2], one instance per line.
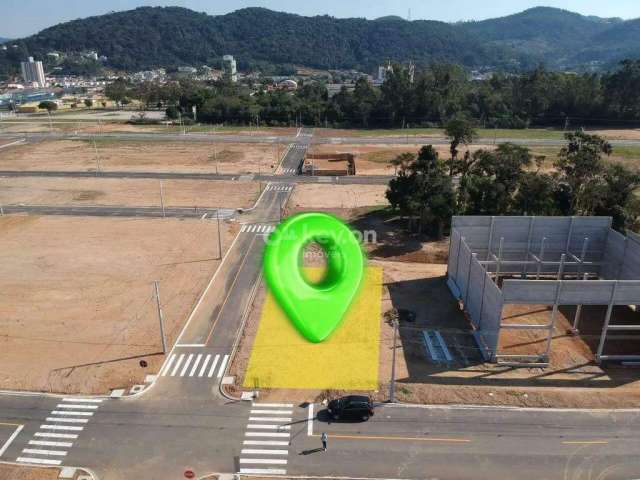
[327, 395, 374, 421]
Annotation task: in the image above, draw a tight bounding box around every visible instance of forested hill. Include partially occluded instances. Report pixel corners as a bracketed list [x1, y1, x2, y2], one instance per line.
[0, 6, 639, 76]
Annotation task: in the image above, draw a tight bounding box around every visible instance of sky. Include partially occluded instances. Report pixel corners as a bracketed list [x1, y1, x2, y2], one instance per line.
[1, 0, 638, 38]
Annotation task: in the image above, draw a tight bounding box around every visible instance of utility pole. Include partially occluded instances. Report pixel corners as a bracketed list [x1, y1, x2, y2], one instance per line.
[159, 180, 165, 217]
[47, 110, 53, 134]
[214, 146, 219, 175]
[154, 281, 167, 354]
[92, 138, 101, 174]
[389, 318, 398, 402]
[216, 208, 222, 260]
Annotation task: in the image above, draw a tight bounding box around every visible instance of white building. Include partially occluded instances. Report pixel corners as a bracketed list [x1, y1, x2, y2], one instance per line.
[222, 55, 238, 83]
[20, 57, 46, 88]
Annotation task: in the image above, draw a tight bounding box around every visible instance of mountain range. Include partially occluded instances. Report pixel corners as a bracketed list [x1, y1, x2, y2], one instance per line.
[0, 6, 638, 77]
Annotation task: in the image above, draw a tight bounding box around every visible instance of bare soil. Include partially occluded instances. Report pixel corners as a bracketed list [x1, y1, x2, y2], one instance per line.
[289, 184, 388, 209]
[589, 129, 640, 141]
[228, 247, 640, 408]
[0, 140, 284, 174]
[0, 177, 259, 209]
[0, 464, 58, 480]
[308, 144, 493, 175]
[0, 215, 237, 394]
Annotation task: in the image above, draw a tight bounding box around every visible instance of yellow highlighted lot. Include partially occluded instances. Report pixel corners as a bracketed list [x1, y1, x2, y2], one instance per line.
[244, 267, 382, 390]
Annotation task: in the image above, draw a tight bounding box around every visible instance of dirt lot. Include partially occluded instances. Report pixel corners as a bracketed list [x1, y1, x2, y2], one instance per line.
[0, 464, 59, 480]
[0, 215, 237, 394]
[0, 177, 259, 209]
[589, 129, 640, 140]
[229, 255, 640, 408]
[307, 144, 493, 175]
[0, 140, 284, 174]
[289, 184, 388, 209]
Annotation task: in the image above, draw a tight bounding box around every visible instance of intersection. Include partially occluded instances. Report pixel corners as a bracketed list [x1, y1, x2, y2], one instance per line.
[1, 128, 640, 479]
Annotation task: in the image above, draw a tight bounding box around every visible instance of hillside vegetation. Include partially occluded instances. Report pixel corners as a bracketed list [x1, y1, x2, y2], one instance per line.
[0, 6, 639, 76]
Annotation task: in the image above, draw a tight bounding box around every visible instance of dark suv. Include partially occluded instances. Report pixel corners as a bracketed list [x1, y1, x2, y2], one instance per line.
[327, 395, 374, 421]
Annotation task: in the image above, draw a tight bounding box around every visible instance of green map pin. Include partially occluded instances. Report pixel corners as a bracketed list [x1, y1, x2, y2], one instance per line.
[263, 212, 365, 343]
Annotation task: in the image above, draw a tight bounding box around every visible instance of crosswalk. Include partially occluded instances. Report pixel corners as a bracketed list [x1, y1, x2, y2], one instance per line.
[265, 184, 293, 192]
[16, 397, 102, 466]
[293, 144, 308, 150]
[160, 352, 229, 380]
[241, 224, 276, 234]
[240, 402, 294, 475]
[280, 168, 297, 175]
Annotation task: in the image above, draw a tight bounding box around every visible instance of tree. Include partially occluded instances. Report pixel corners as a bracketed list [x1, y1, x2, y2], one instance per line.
[104, 78, 129, 109]
[460, 143, 531, 215]
[513, 172, 559, 215]
[386, 145, 455, 237]
[577, 163, 640, 230]
[84, 99, 93, 108]
[444, 115, 477, 176]
[390, 152, 415, 176]
[555, 130, 612, 212]
[38, 101, 57, 112]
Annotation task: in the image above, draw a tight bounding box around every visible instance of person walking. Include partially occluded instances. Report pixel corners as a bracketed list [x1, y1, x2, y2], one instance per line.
[321, 432, 328, 451]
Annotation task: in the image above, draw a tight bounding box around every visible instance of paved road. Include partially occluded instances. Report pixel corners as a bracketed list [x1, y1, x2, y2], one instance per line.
[3, 130, 640, 147]
[2, 127, 640, 479]
[0, 170, 393, 185]
[0, 204, 236, 219]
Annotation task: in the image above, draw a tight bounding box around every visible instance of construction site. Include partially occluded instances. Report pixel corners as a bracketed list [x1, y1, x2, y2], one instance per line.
[447, 215, 640, 367]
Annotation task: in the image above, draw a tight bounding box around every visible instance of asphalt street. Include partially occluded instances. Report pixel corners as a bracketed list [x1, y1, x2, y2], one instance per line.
[2, 127, 640, 479]
[0, 204, 236, 219]
[0, 169, 393, 185]
[3, 130, 640, 147]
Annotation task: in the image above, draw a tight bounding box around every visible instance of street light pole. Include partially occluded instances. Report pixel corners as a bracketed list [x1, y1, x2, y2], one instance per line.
[389, 318, 398, 403]
[154, 281, 167, 354]
[216, 209, 222, 260]
[159, 180, 165, 217]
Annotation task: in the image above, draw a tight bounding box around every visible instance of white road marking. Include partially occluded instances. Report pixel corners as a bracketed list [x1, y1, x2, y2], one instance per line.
[245, 432, 290, 438]
[189, 353, 203, 376]
[217, 354, 229, 378]
[170, 353, 185, 376]
[62, 398, 103, 403]
[40, 425, 83, 432]
[240, 458, 287, 465]
[175, 343, 206, 348]
[0, 424, 23, 457]
[241, 449, 288, 455]
[34, 432, 77, 440]
[51, 411, 93, 416]
[243, 440, 290, 446]
[45, 417, 89, 424]
[241, 225, 247, 232]
[207, 354, 220, 378]
[250, 409, 292, 415]
[253, 403, 294, 408]
[16, 457, 61, 466]
[308, 402, 314, 436]
[198, 354, 211, 377]
[247, 424, 291, 430]
[249, 417, 292, 422]
[161, 354, 177, 376]
[29, 440, 73, 448]
[56, 404, 98, 410]
[239, 468, 287, 475]
[22, 448, 67, 456]
[180, 353, 194, 376]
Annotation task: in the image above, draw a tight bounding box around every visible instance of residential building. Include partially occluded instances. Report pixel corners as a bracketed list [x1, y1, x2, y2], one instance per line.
[20, 57, 46, 88]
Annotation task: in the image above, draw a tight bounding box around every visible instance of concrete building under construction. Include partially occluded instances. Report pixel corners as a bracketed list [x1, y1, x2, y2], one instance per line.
[447, 216, 640, 367]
